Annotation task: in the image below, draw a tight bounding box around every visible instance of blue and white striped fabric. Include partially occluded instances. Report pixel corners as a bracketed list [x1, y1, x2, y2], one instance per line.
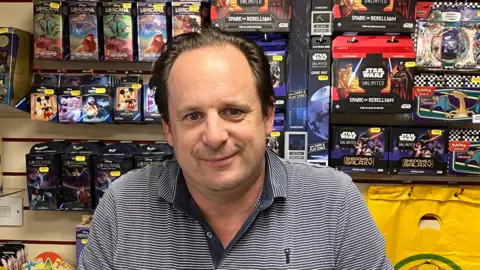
[78, 150, 393, 270]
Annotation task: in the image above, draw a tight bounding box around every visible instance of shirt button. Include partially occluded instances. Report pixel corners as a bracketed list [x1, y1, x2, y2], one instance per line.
[206, 231, 213, 238]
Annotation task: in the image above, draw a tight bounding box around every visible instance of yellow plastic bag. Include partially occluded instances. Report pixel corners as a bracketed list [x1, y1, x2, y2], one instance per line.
[367, 185, 480, 270]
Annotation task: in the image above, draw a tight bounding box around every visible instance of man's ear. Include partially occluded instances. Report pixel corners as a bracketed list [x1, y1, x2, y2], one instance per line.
[162, 117, 174, 147]
[264, 105, 275, 136]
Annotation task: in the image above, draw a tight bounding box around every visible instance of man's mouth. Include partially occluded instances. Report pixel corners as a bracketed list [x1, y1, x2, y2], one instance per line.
[201, 152, 238, 166]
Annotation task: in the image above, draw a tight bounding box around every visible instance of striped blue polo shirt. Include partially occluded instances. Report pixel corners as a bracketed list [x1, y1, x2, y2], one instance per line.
[78, 150, 393, 269]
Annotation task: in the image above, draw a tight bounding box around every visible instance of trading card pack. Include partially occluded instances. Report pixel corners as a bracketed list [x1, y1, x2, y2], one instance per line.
[333, 0, 416, 34]
[389, 127, 447, 175]
[284, 132, 308, 161]
[332, 36, 415, 113]
[330, 126, 389, 173]
[172, 1, 206, 37]
[266, 131, 285, 158]
[82, 85, 112, 123]
[26, 142, 69, 210]
[311, 0, 333, 36]
[103, 2, 134, 62]
[68, 2, 99, 61]
[413, 74, 480, 123]
[134, 143, 174, 168]
[34, 1, 64, 60]
[30, 86, 58, 122]
[210, 0, 291, 32]
[449, 129, 480, 176]
[143, 85, 161, 122]
[58, 75, 83, 123]
[113, 77, 142, 123]
[137, 2, 169, 62]
[308, 36, 331, 165]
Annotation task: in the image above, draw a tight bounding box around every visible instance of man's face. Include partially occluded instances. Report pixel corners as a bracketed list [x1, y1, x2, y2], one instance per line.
[164, 45, 274, 192]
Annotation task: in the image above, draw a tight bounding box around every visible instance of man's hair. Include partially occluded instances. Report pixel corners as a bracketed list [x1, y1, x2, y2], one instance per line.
[150, 26, 275, 124]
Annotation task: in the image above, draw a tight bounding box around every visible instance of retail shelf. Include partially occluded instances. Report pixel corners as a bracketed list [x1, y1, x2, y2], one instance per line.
[33, 59, 154, 75]
[0, 188, 26, 198]
[349, 173, 480, 185]
[0, 104, 29, 119]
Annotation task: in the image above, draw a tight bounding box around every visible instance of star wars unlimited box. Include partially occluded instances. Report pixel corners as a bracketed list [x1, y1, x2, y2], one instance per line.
[307, 36, 331, 165]
[331, 36, 415, 113]
[210, 0, 291, 32]
[333, 0, 417, 34]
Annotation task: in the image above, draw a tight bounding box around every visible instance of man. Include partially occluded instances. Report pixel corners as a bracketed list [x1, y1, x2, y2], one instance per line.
[78, 26, 393, 269]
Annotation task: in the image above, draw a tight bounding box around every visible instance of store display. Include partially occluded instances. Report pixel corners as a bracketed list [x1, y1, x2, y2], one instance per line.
[307, 36, 331, 165]
[34, 1, 63, 60]
[0, 27, 32, 107]
[449, 129, 480, 176]
[137, 2, 168, 62]
[284, 131, 308, 161]
[172, 1, 206, 38]
[333, 0, 417, 34]
[0, 243, 27, 270]
[210, 0, 291, 32]
[311, 0, 332, 36]
[331, 36, 415, 113]
[26, 142, 69, 210]
[143, 85, 161, 123]
[330, 126, 389, 173]
[82, 75, 112, 123]
[388, 127, 447, 175]
[113, 75, 142, 123]
[413, 74, 480, 123]
[76, 215, 92, 266]
[103, 2, 134, 62]
[67, 2, 99, 61]
[134, 143, 174, 168]
[58, 75, 82, 123]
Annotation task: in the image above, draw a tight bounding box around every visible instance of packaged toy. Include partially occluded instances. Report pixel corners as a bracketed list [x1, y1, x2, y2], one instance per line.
[25, 142, 69, 210]
[137, 2, 168, 62]
[67, 2, 99, 61]
[134, 143, 173, 168]
[113, 75, 142, 123]
[333, 0, 416, 34]
[266, 131, 285, 158]
[103, 2, 134, 62]
[143, 85, 161, 123]
[330, 126, 389, 173]
[0, 27, 32, 108]
[285, 132, 308, 161]
[389, 127, 447, 175]
[58, 75, 83, 123]
[172, 1, 207, 37]
[211, 0, 291, 32]
[81, 75, 112, 123]
[308, 36, 331, 165]
[449, 128, 480, 176]
[413, 74, 480, 123]
[34, 1, 63, 60]
[332, 36, 415, 113]
[30, 86, 58, 122]
[61, 143, 104, 211]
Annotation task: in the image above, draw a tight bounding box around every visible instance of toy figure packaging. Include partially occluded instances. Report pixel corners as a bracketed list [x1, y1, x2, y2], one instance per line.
[143, 85, 161, 122]
[284, 132, 308, 161]
[81, 75, 112, 123]
[67, 2, 99, 61]
[25, 142, 69, 210]
[58, 75, 83, 123]
[330, 126, 389, 173]
[210, 0, 291, 32]
[449, 129, 480, 176]
[332, 36, 415, 113]
[413, 74, 480, 123]
[333, 0, 416, 34]
[137, 2, 169, 62]
[34, 1, 64, 60]
[389, 127, 447, 175]
[172, 1, 208, 38]
[76, 215, 92, 266]
[267, 131, 285, 158]
[308, 36, 331, 165]
[0, 27, 32, 108]
[30, 86, 58, 122]
[113, 76, 142, 123]
[311, 0, 332, 36]
[94, 143, 136, 207]
[103, 2, 134, 62]
[134, 143, 174, 168]
[61, 143, 104, 211]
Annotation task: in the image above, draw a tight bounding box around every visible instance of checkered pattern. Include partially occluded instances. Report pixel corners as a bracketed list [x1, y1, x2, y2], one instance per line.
[449, 129, 480, 142]
[415, 74, 480, 88]
[433, 2, 480, 9]
[414, 74, 443, 87]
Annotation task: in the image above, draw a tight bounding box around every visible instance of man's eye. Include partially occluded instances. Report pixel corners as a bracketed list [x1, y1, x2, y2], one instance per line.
[186, 113, 200, 121]
[228, 109, 240, 116]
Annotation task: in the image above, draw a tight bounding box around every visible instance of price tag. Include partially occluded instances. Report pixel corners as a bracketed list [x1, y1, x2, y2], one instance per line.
[317, 75, 329, 81]
[189, 4, 200, 12]
[472, 77, 480, 83]
[473, 114, 480, 124]
[431, 130, 443, 135]
[111, 171, 121, 177]
[44, 89, 55, 95]
[153, 4, 164, 11]
[95, 88, 106, 94]
[132, 83, 142, 89]
[272, 55, 283, 61]
[0, 28, 8, 34]
[50, 2, 60, 9]
[405, 61, 416, 68]
[39, 167, 49, 173]
[271, 131, 280, 137]
[371, 127, 381, 133]
[71, 90, 81, 96]
[122, 3, 132, 9]
[75, 156, 86, 162]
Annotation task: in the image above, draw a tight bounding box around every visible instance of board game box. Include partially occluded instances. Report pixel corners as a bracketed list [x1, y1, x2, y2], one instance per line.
[449, 129, 480, 176]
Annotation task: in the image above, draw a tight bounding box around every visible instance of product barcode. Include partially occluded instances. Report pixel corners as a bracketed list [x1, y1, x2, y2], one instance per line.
[473, 114, 480, 123]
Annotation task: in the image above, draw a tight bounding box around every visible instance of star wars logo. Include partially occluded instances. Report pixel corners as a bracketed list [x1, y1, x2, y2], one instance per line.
[399, 133, 416, 142]
[312, 53, 327, 61]
[71, 7, 95, 13]
[362, 68, 385, 78]
[105, 7, 129, 14]
[359, 65, 387, 91]
[340, 131, 357, 140]
[238, 0, 264, 7]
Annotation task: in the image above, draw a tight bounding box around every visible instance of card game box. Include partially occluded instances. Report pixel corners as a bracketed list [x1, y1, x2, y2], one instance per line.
[210, 0, 291, 32]
[103, 2, 134, 62]
[285, 131, 308, 161]
[67, 2, 99, 61]
[333, 0, 417, 34]
[389, 127, 447, 175]
[30, 86, 58, 122]
[76, 216, 92, 267]
[448, 129, 480, 176]
[332, 36, 415, 113]
[82, 85, 112, 123]
[34, 1, 64, 60]
[137, 2, 169, 62]
[143, 85, 162, 122]
[172, 1, 209, 38]
[266, 131, 285, 158]
[330, 126, 389, 173]
[413, 74, 480, 123]
[307, 36, 331, 165]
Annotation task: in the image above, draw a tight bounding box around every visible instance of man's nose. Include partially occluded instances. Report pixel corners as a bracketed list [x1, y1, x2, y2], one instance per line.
[202, 113, 228, 149]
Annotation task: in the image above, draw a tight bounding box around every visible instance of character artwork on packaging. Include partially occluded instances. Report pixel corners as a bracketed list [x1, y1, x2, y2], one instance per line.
[143, 85, 161, 122]
[68, 2, 99, 61]
[413, 74, 480, 122]
[137, 2, 168, 62]
[332, 36, 415, 113]
[58, 76, 82, 123]
[113, 77, 142, 123]
[330, 126, 389, 173]
[449, 129, 480, 176]
[34, 2, 63, 60]
[389, 127, 447, 175]
[172, 2, 207, 37]
[210, 0, 291, 32]
[31, 86, 58, 122]
[103, 3, 134, 62]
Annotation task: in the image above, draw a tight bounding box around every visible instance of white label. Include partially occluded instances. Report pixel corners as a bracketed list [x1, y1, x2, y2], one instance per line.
[473, 114, 480, 123]
[441, 12, 461, 22]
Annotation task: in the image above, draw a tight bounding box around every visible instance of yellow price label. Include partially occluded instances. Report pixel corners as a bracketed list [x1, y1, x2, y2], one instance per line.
[153, 4, 164, 11]
[71, 90, 81, 96]
[75, 156, 86, 162]
[122, 3, 132, 9]
[189, 4, 200, 12]
[317, 75, 329, 81]
[431, 130, 443, 135]
[81, 239, 88, 244]
[50, 2, 60, 9]
[472, 77, 480, 83]
[132, 83, 142, 89]
[95, 88, 106, 94]
[477, 11, 480, 17]
[0, 80, 3, 85]
[111, 171, 121, 177]
[405, 61, 416, 68]
[272, 55, 283, 61]
[370, 128, 381, 133]
[0, 28, 8, 34]
[271, 131, 281, 137]
[44, 89, 55, 95]
[39, 167, 49, 173]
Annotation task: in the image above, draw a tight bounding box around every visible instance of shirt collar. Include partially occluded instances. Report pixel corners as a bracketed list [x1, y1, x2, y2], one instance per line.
[157, 149, 288, 208]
